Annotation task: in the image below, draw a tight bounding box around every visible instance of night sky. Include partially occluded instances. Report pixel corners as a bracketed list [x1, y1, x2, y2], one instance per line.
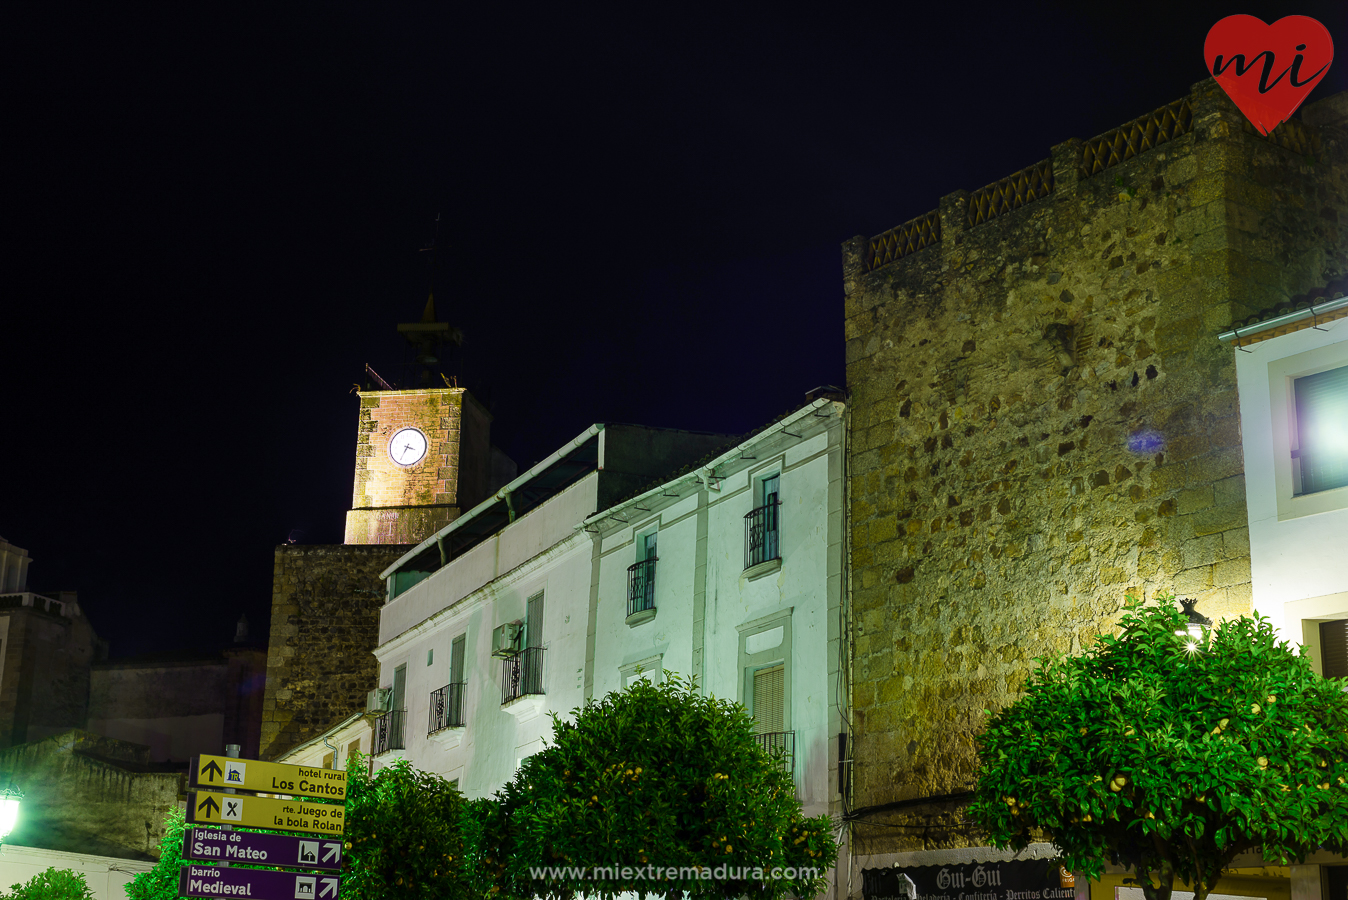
[8, 3, 1347, 657]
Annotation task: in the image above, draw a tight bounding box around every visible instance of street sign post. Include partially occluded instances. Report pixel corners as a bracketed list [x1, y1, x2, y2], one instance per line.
[188, 791, 345, 836]
[193, 755, 347, 801]
[182, 827, 343, 871]
[179, 864, 340, 900]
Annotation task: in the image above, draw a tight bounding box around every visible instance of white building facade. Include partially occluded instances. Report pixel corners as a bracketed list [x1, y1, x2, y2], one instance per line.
[584, 398, 847, 824]
[368, 400, 848, 896]
[1222, 292, 1348, 678]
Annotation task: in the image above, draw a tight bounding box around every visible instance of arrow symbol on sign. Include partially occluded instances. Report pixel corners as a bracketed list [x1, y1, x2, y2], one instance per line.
[320, 878, 339, 898]
[197, 795, 220, 818]
[322, 843, 340, 863]
[201, 760, 224, 782]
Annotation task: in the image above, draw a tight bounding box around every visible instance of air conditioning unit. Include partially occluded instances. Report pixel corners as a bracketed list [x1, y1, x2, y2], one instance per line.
[491, 622, 524, 658]
[365, 687, 392, 714]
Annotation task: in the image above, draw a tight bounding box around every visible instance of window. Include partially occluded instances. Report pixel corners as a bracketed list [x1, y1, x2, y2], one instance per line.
[504, 593, 545, 703]
[745, 473, 781, 569]
[1267, 345, 1348, 521]
[627, 529, 658, 621]
[751, 664, 785, 732]
[1292, 365, 1348, 495]
[375, 665, 408, 754]
[620, 655, 663, 688]
[431, 634, 468, 733]
[737, 607, 794, 775]
[426, 648, 434, 666]
[1322, 619, 1348, 679]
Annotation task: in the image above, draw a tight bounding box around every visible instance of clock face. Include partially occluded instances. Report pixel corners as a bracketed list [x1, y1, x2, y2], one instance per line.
[388, 427, 429, 467]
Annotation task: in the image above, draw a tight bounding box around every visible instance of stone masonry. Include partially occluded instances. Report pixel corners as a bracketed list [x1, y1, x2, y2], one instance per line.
[344, 387, 492, 545]
[259, 544, 407, 759]
[843, 80, 1348, 851]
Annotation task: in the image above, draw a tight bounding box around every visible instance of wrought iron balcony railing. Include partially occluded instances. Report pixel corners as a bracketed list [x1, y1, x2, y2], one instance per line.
[502, 647, 545, 705]
[754, 730, 795, 774]
[428, 682, 466, 734]
[373, 708, 406, 754]
[627, 558, 657, 617]
[744, 501, 780, 569]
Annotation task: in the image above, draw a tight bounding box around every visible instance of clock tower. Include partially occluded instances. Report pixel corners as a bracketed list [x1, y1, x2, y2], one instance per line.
[343, 292, 496, 545]
[343, 384, 493, 544]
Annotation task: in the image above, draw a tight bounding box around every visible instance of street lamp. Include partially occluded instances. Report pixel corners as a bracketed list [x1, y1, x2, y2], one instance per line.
[0, 783, 22, 847]
[1176, 597, 1213, 652]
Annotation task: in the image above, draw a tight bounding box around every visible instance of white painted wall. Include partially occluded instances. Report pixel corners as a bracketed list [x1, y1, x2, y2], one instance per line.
[1233, 317, 1348, 663]
[590, 420, 844, 819]
[0, 843, 153, 900]
[374, 474, 600, 798]
[370, 405, 846, 900]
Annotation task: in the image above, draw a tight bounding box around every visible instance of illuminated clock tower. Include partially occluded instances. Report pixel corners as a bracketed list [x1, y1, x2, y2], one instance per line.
[343, 297, 494, 545]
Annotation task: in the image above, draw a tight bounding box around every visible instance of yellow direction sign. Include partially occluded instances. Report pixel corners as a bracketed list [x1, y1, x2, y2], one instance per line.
[188, 791, 345, 836]
[193, 754, 347, 801]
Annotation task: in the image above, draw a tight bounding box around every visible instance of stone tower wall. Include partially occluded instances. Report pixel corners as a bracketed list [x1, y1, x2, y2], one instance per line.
[260, 544, 408, 760]
[844, 80, 1348, 850]
[344, 387, 493, 545]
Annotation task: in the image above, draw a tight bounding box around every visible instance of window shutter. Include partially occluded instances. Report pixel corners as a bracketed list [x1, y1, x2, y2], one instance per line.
[526, 593, 545, 648]
[451, 634, 466, 684]
[1322, 619, 1348, 679]
[1295, 365, 1348, 494]
[392, 664, 407, 711]
[753, 664, 785, 734]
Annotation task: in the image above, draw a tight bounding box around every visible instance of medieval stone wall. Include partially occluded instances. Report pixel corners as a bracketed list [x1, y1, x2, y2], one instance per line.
[843, 80, 1348, 851]
[260, 544, 407, 760]
[0, 730, 182, 861]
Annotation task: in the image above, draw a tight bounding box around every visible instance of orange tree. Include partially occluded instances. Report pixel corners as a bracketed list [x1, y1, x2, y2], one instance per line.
[478, 673, 836, 900]
[341, 753, 471, 900]
[970, 596, 1348, 900]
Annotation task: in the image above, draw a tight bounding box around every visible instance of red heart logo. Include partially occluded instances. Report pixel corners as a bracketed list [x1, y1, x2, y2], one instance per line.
[1204, 15, 1334, 135]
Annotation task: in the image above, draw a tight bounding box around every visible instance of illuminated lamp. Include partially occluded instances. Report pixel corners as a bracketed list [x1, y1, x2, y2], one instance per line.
[1176, 597, 1213, 653]
[0, 782, 20, 845]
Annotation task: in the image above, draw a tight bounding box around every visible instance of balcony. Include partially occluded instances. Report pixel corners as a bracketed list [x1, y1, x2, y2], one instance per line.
[428, 682, 465, 734]
[754, 730, 795, 774]
[501, 647, 545, 705]
[373, 709, 406, 755]
[626, 558, 657, 624]
[744, 502, 781, 573]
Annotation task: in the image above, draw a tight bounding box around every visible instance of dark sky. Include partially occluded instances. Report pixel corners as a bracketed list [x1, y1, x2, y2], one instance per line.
[7, 3, 1347, 657]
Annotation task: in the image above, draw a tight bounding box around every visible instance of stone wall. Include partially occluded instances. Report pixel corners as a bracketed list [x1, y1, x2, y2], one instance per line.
[843, 80, 1348, 852]
[0, 730, 183, 861]
[0, 600, 101, 749]
[260, 544, 407, 760]
[87, 646, 266, 761]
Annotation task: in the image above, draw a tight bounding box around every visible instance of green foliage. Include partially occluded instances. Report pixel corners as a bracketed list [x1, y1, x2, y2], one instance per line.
[341, 752, 470, 900]
[970, 596, 1348, 900]
[126, 807, 187, 900]
[480, 673, 836, 900]
[1, 868, 95, 900]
